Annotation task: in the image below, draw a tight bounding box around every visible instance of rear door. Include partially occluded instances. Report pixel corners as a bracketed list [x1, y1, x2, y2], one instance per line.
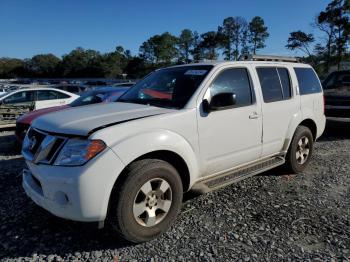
[254, 65, 300, 156]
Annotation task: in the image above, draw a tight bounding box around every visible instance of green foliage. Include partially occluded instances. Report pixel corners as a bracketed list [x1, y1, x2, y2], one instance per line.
[61, 47, 104, 77]
[291, 0, 350, 73]
[198, 31, 220, 60]
[26, 54, 60, 77]
[248, 16, 269, 55]
[286, 31, 315, 56]
[218, 17, 248, 60]
[140, 32, 178, 65]
[0, 58, 25, 78]
[177, 29, 195, 63]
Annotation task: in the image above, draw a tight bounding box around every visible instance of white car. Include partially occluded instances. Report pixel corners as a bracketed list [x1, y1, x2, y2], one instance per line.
[0, 87, 79, 110]
[22, 55, 326, 243]
[0, 88, 7, 96]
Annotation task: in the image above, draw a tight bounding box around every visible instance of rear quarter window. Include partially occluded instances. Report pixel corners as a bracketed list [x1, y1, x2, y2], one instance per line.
[294, 68, 322, 95]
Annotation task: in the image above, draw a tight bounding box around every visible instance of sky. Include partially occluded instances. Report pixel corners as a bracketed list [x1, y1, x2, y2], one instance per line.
[0, 0, 331, 59]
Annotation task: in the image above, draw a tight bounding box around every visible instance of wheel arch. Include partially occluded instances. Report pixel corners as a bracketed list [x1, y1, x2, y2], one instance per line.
[299, 119, 317, 141]
[114, 150, 191, 193]
[282, 117, 318, 152]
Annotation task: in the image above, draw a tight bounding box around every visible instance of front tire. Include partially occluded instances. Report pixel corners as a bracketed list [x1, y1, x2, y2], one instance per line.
[285, 125, 314, 173]
[109, 159, 183, 243]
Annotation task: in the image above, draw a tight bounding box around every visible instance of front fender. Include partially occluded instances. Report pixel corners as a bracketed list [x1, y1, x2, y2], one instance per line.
[110, 130, 200, 188]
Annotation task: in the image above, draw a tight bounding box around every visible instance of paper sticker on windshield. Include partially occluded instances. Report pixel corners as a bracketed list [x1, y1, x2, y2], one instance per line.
[184, 70, 207, 76]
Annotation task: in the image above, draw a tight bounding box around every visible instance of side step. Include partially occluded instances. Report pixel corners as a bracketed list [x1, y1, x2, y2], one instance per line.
[192, 156, 285, 193]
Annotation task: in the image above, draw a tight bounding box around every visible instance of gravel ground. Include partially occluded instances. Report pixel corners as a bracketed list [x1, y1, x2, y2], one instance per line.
[0, 121, 349, 261]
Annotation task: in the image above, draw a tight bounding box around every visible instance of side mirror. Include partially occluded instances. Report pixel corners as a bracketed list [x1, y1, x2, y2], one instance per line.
[203, 92, 236, 113]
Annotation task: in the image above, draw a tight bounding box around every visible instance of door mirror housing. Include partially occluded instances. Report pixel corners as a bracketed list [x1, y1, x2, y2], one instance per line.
[203, 92, 236, 113]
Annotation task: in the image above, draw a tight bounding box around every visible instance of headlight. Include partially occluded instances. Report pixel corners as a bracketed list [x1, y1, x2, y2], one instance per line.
[54, 139, 106, 166]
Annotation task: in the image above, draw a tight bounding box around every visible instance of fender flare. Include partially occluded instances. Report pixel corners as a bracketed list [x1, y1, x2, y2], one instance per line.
[110, 129, 200, 188]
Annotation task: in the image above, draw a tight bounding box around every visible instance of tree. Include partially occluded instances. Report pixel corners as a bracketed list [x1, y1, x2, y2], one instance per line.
[286, 31, 315, 56]
[0, 58, 25, 78]
[26, 54, 61, 77]
[315, 0, 350, 70]
[218, 17, 248, 60]
[140, 32, 178, 64]
[248, 16, 269, 54]
[61, 47, 104, 77]
[199, 31, 220, 60]
[177, 29, 195, 63]
[191, 31, 202, 62]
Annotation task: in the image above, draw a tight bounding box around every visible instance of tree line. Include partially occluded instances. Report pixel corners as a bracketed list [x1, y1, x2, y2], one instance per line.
[0, 16, 269, 79]
[2, 0, 349, 80]
[286, 0, 350, 74]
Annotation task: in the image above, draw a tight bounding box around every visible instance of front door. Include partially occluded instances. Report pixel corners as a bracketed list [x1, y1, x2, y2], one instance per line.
[197, 66, 263, 176]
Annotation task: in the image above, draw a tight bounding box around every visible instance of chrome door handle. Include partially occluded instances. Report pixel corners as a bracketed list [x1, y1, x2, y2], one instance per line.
[249, 113, 260, 119]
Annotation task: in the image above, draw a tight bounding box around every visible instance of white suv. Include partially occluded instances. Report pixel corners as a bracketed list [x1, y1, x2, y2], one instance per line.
[22, 56, 325, 243]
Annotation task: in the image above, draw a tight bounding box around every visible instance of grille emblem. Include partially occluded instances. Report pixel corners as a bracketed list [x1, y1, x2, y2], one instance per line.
[29, 136, 37, 151]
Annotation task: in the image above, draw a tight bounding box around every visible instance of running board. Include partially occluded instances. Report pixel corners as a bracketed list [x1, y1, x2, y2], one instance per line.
[192, 156, 285, 193]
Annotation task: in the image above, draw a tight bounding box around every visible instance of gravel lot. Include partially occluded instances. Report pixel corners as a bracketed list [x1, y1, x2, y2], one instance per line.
[1, 121, 349, 261]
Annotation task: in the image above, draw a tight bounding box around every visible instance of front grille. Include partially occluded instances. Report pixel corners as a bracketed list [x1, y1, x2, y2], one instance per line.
[45, 138, 65, 161]
[27, 128, 46, 155]
[22, 128, 67, 164]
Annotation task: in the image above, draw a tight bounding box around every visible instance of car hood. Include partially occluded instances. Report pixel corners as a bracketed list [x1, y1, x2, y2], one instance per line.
[17, 105, 70, 125]
[32, 102, 174, 136]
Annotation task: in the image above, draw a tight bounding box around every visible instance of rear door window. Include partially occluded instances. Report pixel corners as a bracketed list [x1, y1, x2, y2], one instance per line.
[277, 68, 292, 99]
[257, 68, 282, 102]
[294, 68, 322, 95]
[56, 91, 70, 99]
[37, 90, 61, 100]
[257, 67, 292, 103]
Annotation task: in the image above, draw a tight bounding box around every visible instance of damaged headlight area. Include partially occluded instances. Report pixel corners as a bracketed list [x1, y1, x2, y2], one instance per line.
[54, 139, 106, 166]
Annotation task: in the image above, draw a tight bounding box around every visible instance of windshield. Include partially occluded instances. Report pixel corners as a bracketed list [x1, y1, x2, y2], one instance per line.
[118, 65, 213, 109]
[70, 88, 127, 107]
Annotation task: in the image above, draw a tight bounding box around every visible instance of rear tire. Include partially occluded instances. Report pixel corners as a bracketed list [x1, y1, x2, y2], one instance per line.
[109, 159, 183, 243]
[285, 125, 314, 173]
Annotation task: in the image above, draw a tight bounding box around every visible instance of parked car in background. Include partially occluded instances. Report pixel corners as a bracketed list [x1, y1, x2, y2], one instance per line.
[15, 86, 129, 143]
[0, 88, 78, 127]
[85, 80, 107, 86]
[22, 56, 325, 243]
[0, 88, 7, 96]
[323, 70, 350, 119]
[51, 84, 88, 94]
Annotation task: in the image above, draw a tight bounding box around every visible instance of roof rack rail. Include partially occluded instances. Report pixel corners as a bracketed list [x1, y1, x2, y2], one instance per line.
[239, 54, 299, 63]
